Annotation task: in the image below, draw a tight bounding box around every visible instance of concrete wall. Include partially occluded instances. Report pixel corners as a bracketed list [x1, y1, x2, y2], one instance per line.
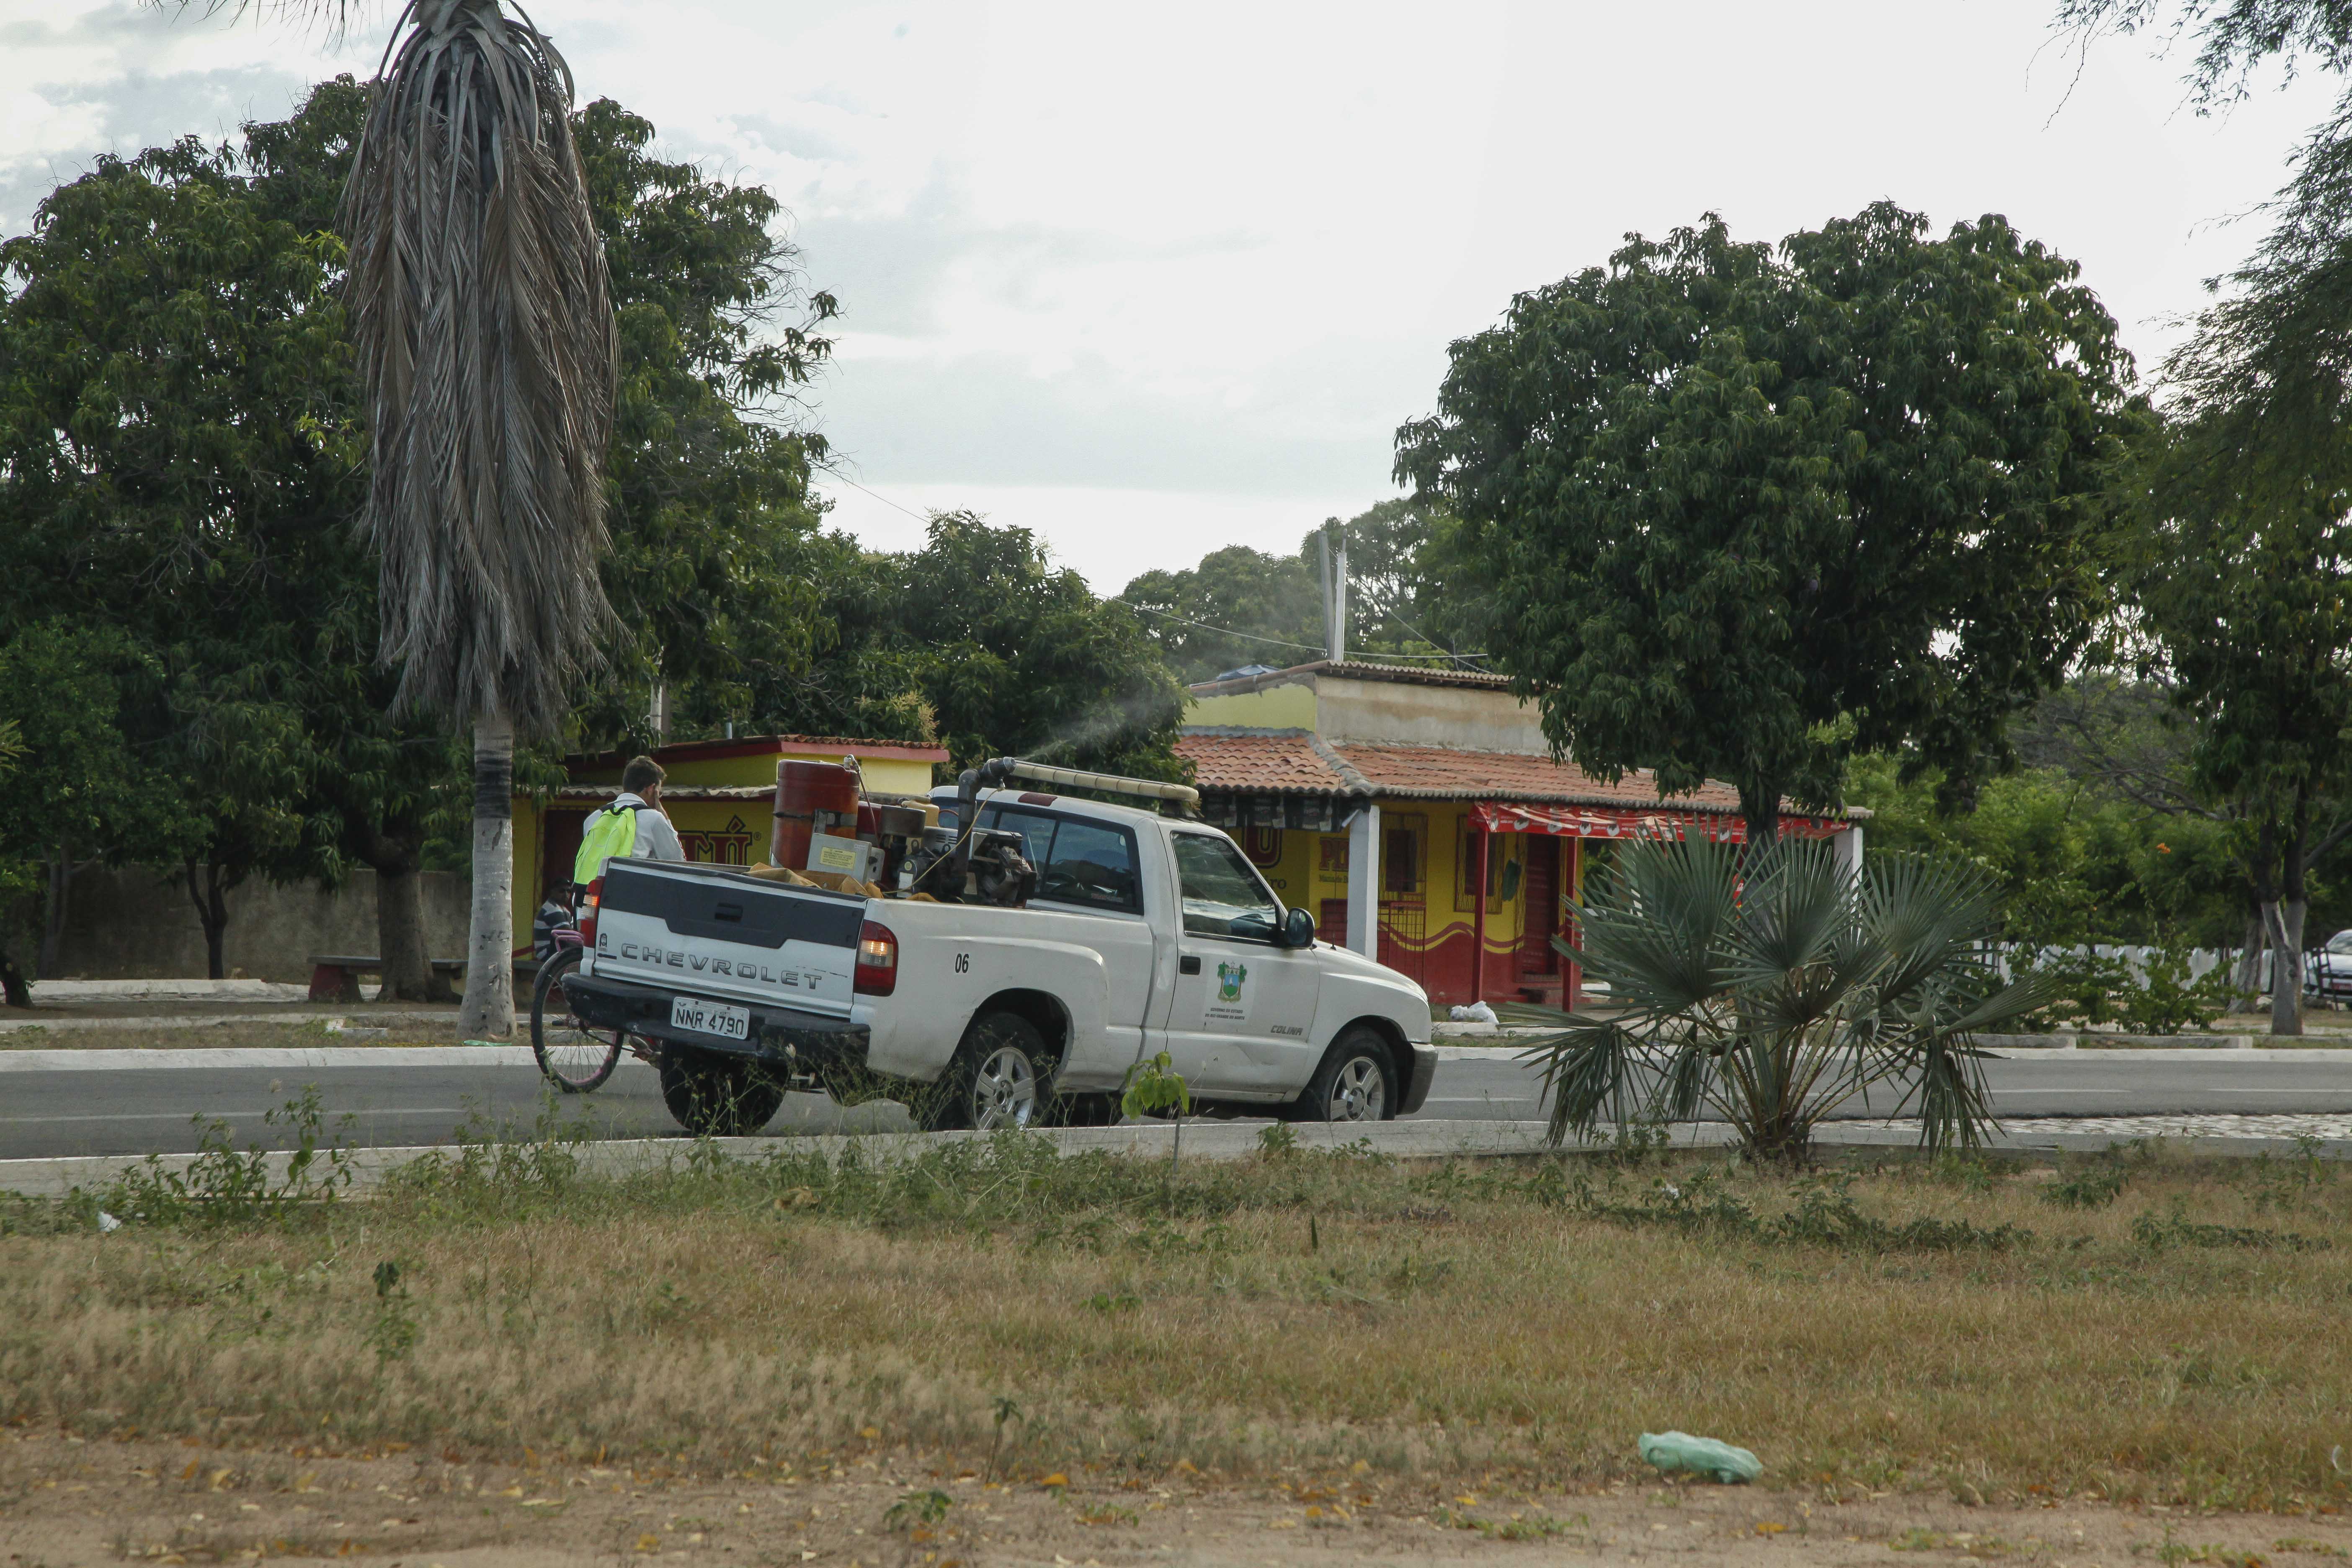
[1316, 677, 1551, 753]
[50, 866, 470, 983]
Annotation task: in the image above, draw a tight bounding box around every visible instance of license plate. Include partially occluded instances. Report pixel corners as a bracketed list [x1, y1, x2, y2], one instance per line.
[671, 995, 750, 1041]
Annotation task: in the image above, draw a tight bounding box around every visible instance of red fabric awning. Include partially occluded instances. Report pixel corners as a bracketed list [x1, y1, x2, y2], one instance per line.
[1467, 800, 1848, 841]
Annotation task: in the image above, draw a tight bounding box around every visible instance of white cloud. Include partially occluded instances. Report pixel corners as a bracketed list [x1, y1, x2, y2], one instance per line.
[2, 0, 2340, 586]
[815, 477, 1360, 593]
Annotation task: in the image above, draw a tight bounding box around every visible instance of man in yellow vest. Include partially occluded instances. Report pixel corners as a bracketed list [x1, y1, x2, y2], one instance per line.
[572, 756, 686, 885]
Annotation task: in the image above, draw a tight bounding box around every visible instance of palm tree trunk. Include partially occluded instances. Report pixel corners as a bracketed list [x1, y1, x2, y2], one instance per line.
[459, 714, 516, 1039]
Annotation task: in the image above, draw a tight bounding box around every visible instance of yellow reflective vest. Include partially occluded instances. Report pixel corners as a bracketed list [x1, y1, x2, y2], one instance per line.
[573, 801, 641, 884]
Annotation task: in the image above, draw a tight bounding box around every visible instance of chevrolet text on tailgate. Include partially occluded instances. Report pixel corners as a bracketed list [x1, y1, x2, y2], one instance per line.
[561, 756, 1436, 1136]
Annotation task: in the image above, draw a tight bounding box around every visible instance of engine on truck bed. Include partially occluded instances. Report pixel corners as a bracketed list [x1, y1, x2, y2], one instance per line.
[762, 756, 1037, 906]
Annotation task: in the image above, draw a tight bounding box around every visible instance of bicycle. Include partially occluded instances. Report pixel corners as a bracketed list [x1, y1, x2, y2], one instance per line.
[528, 890, 646, 1093]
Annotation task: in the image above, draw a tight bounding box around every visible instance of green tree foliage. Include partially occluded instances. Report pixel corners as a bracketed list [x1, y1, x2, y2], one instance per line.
[1118, 498, 1475, 685]
[1396, 205, 2144, 841]
[2052, 3, 2352, 1034]
[1120, 546, 1323, 684]
[2125, 417, 2352, 1034]
[0, 627, 194, 981]
[782, 514, 1189, 781]
[0, 134, 356, 977]
[572, 97, 841, 747]
[1847, 752, 2247, 949]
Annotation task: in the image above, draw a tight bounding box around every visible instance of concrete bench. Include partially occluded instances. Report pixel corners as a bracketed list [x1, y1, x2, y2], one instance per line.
[307, 955, 467, 1003]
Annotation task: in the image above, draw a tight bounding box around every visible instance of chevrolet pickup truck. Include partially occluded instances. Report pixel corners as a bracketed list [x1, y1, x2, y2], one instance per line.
[561, 781, 1436, 1137]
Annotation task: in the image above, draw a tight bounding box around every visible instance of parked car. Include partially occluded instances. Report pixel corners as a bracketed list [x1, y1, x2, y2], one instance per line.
[2305, 930, 2352, 1002]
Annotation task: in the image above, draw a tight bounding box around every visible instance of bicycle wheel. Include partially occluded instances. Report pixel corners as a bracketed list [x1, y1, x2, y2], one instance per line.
[530, 949, 624, 1092]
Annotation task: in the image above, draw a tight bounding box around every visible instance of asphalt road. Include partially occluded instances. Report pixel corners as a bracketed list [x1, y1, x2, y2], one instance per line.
[6, 1051, 2352, 1161]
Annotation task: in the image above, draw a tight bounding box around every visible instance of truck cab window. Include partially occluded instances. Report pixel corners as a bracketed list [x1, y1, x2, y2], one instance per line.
[1172, 833, 1281, 942]
[985, 807, 1061, 865]
[1035, 819, 1142, 914]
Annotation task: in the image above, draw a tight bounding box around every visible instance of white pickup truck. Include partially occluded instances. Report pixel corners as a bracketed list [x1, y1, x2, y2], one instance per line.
[561, 777, 1436, 1137]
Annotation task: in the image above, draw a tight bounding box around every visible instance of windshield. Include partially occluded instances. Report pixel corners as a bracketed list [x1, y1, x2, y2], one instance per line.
[2328, 931, 2352, 954]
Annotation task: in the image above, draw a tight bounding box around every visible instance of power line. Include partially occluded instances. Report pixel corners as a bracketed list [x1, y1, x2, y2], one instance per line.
[1116, 599, 1329, 653]
[828, 472, 934, 525]
[1349, 582, 1491, 671]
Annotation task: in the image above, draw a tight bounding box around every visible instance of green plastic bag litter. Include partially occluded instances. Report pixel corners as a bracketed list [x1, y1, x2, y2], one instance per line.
[1639, 1431, 1761, 1484]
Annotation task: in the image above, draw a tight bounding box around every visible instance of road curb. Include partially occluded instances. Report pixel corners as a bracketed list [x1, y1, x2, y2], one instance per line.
[1434, 1042, 2352, 1064]
[0, 1119, 1574, 1199]
[0, 1045, 540, 1072]
[0, 1008, 462, 1037]
[8, 1116, 2351, 1202]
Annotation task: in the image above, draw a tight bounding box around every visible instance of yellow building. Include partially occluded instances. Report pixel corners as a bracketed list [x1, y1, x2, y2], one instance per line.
[510, 733, 947, 949]
[1177, 661, 1862, 1010]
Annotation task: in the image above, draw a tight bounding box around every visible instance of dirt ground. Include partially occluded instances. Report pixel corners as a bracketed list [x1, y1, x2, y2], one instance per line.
[4, 1430, 2347, 1568]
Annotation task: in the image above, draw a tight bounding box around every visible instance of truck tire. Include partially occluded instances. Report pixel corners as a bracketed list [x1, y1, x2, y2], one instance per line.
[1287, 1028, 1397, 1123]
[658, 1045, 786, 1137]
[918, 1011, 1055, 1132]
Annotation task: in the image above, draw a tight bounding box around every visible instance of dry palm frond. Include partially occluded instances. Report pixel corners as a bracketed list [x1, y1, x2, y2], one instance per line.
[343, 0, 617, 735]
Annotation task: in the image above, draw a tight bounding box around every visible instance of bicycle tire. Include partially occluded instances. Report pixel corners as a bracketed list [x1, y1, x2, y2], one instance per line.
[530, 948, 624, 1093]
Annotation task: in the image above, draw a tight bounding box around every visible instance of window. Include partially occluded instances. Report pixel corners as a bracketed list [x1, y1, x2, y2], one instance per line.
[1034, 818, 1142, 915]
[1172, 833, 1282, 942]
[984, 807, 1060, 864]
[1456, 820, 1517, 908]
[978, 807, 1143, 916]
[1382, 815, 1425, 897]
[1317, 897, 1349, 946]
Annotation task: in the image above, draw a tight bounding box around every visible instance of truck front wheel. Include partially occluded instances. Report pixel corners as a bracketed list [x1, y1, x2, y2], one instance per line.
[918, 1011, 1055, 1132]
[1287, 1028, 1397, 1123]
[658, 1046, 787, 1137]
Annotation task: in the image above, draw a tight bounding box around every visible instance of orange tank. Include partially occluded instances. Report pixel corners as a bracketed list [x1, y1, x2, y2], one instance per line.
[771, 759, 861, 871]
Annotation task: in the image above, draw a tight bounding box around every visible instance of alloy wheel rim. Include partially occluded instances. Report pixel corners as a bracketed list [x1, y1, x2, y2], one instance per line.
[1328, 1055, 1385, 1121]
[972, 1046, 1038, 1130]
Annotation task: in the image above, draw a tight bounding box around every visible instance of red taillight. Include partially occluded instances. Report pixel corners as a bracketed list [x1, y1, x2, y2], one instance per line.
[578, 877, 604, 945]
[854, 919, 898, 996]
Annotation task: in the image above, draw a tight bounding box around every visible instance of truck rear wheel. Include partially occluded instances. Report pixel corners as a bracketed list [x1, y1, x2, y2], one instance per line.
[1287, 1028, 1396, 1123]
[918, 1011, 1055, 1132]
[658, 1045, 786, 1137]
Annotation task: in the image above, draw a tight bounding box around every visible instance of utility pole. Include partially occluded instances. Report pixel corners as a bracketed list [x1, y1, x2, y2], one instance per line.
[1317, 519, 1348, 665]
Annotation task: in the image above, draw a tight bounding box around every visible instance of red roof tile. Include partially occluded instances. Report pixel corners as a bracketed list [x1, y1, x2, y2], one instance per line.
[1334, 743, 1745, 813]
[1176, 731, 1858, 821]
[1173, 730, 1354, 794]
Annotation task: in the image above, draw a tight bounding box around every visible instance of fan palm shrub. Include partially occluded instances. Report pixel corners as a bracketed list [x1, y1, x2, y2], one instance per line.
[1507, 833, 2052, 1166]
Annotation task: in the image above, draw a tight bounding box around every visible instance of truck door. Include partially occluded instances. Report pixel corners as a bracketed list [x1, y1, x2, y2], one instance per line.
[1161, 830, 1321, 1097]
[987, 805, 1155, 1088]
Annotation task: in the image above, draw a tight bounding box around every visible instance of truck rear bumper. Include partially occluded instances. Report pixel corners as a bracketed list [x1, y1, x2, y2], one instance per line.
[562, 972, 871, 1070]
[1400, 1043, 1438, 1116]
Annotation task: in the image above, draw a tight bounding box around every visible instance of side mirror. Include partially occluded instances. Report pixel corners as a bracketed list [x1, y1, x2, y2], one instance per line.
[1280, 906, 1317, 949]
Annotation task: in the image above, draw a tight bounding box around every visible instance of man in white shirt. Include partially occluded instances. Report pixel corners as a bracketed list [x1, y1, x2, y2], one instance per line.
[571, 755, 685, 883]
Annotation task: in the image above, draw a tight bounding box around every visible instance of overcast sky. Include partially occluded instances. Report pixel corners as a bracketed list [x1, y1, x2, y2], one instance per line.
[2, 1, 2339, 590]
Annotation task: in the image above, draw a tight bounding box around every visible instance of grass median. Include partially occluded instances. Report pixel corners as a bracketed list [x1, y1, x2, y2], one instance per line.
[5, 1110, 2352, 1512]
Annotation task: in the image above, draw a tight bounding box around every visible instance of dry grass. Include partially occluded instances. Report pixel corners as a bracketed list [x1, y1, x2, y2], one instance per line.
[6, 1131, 2352, 1511]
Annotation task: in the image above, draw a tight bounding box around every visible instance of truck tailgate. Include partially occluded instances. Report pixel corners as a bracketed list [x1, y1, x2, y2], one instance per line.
[585, 860, 865, 1016]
